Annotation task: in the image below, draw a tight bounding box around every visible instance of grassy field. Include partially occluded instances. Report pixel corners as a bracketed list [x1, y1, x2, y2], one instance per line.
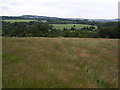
[2, 37, 118, 88]
[51, 24, 96, 30]
[2, 19, 39, 23]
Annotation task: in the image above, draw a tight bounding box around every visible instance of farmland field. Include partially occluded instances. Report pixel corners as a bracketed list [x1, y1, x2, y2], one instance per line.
[2, 37, 118, 88]
[51, 24, 97, 30]
[2, 19, 38, 23]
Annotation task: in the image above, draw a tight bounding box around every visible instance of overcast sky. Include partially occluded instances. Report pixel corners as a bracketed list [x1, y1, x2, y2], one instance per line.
[0, 0, 119, 19]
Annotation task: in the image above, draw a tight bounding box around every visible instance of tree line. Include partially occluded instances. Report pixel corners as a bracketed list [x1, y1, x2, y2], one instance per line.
[2, 21, 119, 38]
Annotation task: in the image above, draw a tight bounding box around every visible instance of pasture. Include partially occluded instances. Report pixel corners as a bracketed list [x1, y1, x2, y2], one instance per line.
[51, 24, 96, 30]
[2, 37, 118, 88]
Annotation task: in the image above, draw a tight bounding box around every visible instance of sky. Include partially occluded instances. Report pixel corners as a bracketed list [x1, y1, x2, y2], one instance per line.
[0, 0, 119, 19]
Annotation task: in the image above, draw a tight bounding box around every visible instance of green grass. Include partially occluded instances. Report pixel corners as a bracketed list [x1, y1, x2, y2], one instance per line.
[2, 19, 38, 23]
[2, 37, 118, 88]
[51, 24, 97, 30]
[3, 54, 25, 63]
[41, 20, 47, 23]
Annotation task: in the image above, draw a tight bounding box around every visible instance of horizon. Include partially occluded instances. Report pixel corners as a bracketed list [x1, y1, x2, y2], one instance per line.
[0, 0, 119, 19]
[1, 15, 119, 20]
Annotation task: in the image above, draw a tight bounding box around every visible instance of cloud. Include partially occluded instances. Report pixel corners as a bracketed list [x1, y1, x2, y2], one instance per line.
[0, 0, 119, 19]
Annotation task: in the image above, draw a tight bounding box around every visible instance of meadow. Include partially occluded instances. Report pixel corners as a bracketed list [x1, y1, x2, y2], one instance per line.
[2, 37, 118, 88]
[51, 24, 96, 30]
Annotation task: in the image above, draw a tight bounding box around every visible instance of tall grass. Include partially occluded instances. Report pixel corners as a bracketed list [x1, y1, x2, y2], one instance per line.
[2, 37, 118, 88]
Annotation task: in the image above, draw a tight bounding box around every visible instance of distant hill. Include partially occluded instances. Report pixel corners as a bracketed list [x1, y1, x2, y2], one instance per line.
[2, 15, 59, 20]
[88, 19, 119, 22]
[2, 15, 119, 22]
[21, 15, 59, 19]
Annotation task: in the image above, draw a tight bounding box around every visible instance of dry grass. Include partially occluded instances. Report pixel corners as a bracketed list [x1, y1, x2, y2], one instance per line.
[2, 37, 118, 88]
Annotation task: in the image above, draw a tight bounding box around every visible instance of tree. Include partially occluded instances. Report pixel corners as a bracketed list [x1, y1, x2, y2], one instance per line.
[12, 23, 27, 37]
